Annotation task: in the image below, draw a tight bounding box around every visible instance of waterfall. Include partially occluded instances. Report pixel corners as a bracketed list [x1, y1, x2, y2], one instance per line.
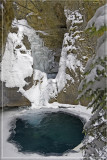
[1, 8, 84, 108]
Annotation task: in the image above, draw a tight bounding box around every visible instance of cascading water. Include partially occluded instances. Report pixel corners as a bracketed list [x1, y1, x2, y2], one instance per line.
[31, 34, 52, 73]
[0, 2, 96, 158]
[29, 30, 59, 77]
[1, 8, 84, 107]
[3, 19, 58, 106]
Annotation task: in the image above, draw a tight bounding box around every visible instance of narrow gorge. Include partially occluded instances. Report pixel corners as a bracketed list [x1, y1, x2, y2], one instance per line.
[0, 0, 105, 107]
[0, 0, 106, 160]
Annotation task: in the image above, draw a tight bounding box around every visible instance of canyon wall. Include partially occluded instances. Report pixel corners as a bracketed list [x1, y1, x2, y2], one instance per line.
[0, 0, 105, 107]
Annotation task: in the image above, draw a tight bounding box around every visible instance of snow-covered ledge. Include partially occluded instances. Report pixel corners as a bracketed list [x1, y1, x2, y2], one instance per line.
[1, 103, 92, 160]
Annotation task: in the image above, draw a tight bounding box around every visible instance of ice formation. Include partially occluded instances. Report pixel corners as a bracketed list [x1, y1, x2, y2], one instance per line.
[1, 18, 57, 88]
[1, 9, 85, 107]
[1, 20, 33, 88]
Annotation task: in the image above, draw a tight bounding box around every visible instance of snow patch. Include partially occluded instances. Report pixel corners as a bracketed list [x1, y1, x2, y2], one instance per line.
[1, 20, 33, 88]
[86, 4, 107, 31]
[19, 70, 49, 107]
[55, 9, 84, 93]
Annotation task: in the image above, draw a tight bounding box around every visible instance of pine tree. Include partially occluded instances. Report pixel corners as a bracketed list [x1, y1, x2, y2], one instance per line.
[78, 4, 107, 160]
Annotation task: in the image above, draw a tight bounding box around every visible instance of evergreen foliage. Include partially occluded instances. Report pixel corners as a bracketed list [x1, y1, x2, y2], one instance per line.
[78, 4, 107, 160]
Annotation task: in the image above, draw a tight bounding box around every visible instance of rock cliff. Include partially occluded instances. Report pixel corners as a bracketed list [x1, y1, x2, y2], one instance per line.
[0, 0, 105, 107]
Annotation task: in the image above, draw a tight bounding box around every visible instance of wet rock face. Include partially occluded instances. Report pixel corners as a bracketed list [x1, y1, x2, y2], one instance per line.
[13, 0, 66, 50]
[12, 0, 105, 54]
[0, 74, 33, 107]
[22, 35, 31, 50]
[0, 82, 31, 107]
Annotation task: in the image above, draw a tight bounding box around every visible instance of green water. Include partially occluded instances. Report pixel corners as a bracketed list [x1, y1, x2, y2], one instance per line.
[8, 111, 84, 155]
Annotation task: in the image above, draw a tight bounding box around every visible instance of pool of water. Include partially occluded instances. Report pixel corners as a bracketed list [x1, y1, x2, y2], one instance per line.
[8, 111, 84, 156]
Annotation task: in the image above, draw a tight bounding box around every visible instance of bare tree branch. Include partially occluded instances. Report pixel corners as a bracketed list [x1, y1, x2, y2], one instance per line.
[14, 1, 36, 13]
[29, 0, 42, 12]
[26, 0, 27, 8]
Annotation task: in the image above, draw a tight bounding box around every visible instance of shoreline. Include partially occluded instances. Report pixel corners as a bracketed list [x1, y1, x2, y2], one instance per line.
[0, 103, 92, 160]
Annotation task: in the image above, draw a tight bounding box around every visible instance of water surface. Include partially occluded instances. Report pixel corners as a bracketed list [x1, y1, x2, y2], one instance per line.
[8, 111, 84, 155]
